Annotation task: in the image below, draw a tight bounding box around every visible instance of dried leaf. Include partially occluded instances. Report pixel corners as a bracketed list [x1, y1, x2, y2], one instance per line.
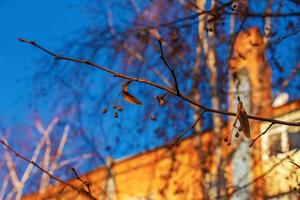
[236, 102, 240, 116]
[122, 81, 142, 106]
[155, 96, 165, 106]
[155, 93, 167, 106]
[122, 80, 132, 92]
[123, 91, 142, 105]
[239, 107, 251, 138]
[236, 100, 251, 138]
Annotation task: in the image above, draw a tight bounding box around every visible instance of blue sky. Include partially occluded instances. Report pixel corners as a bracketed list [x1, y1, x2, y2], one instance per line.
[0, 0, 88, 124]
[0, 0, 299, 160]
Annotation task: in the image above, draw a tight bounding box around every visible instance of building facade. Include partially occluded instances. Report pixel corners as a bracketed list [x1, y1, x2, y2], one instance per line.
[23, 28, 300, 200]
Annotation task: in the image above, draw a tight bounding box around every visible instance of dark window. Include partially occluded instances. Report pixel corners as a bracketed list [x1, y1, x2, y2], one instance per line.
[288, 132, 300, 151]
[269, 134, 282, 156]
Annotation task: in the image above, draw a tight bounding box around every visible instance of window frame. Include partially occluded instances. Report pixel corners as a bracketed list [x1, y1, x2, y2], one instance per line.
[261, 110, 300, 160]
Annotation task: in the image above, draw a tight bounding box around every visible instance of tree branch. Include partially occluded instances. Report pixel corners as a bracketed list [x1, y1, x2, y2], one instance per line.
[169, 111, 206, 148]
[249, 122, 275, 147]
[72, 168, 91, 194]
[18, 38, 300, 129]
[158, 40, 181, 96]
[0, 140, 97, 200]
[290, 159, 300, 169]
[137, 1, 300, 30]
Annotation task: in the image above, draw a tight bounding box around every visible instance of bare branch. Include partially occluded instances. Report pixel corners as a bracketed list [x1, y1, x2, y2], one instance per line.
[227, 11, 300, 18]
[72, 168, 91, 194]
[136, 1, 300, 30]
[158, 40, 181, 96]
[56, 154, 93, 170]
[137, 0, 234, 29]
[274, 62, 300, 97]
[9, 117, 60, 199]
[249, 122, 274, 147]
[0, 175, 9, 200]
[169, 110, 206, 148]
[4, 150, 21, 189]
[290, 159, 300, 169]
[18, 38, 300, 129]
[0, 140, 97, 200]
[40, 124, 70, 191]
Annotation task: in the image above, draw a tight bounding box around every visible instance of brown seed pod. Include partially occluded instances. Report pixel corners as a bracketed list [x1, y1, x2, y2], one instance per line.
[117, 106, 123, 111]
[102, 108, 108, 114]
[150, 115, 157, 121]
[114, 112, 118, 118]
[224, 137, 229, 143]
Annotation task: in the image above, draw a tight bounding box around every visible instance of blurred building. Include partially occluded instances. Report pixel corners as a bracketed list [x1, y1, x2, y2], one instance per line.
[22, 28, 300, 200]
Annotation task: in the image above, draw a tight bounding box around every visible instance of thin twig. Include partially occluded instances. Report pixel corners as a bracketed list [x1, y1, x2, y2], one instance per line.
[274, 62, 300, 98]
[225, 11, 300, 18]
[0, 140, 97, 200]
[289, 159, 300, 169]
[17, 38, 300, 128]
[135, 0, 300, 30]
[158, 40, 181, 96]
[249, 122, 275, 147]
[169, 111, 205, 148]
[72, 168, 91, 194]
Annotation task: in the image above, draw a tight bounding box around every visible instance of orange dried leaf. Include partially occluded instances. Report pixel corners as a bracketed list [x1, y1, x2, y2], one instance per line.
[122, 81, 142, 106]
[122, 83, 128, 92]
[236, 101, 251, 138]
[123, 91, 142, 106]
[155, 95, 165, 106]
[238, 107, 251, 138]
[236, 102, 241, 121]
[122, 80, 132, 92]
